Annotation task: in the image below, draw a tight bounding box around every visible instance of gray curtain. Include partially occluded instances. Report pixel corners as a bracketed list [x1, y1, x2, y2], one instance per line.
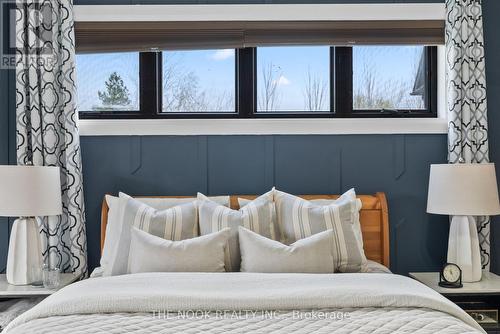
[15, 0, 87, 275]
[446, 0, 490, 269]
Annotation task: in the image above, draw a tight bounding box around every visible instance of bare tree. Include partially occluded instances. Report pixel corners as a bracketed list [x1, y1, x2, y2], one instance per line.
[353, 47, 426, 110]
[303, 68, 327, 111]
[162, 52, 234, 112]
[354, 63, 407, 110]
[258, 63, 282, 112]
[210, 90, 234, 112]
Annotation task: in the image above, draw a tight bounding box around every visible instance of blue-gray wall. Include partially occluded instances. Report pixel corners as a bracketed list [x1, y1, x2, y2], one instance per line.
[81, 134, 449, 274]
[2, 0, 500, 275]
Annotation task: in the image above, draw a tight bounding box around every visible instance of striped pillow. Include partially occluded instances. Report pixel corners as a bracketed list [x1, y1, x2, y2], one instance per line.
[275, 190, 367, 273]
[198, 190, 277, 271]
[106, 195, 199, 276]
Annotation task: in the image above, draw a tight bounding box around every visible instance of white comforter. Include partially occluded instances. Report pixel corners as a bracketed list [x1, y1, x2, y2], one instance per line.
[5, 273, 484, 333]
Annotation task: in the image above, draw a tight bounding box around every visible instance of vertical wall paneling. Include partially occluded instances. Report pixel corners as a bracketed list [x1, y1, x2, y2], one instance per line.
[129, 136, 142, 175]
[264, 136, 275, 189]
[393, 135, 406, 180]
[79, 134, 450, 274]
[197, 136, 209, 194]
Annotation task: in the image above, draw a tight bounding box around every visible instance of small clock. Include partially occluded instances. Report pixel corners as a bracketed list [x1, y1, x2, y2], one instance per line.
[439, 263, 463, 288]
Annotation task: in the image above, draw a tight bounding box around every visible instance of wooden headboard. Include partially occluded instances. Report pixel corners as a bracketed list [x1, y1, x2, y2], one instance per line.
[101, 193, 390, 267]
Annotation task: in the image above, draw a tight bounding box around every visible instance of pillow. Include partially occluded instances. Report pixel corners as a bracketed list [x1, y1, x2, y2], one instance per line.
[128, 228, 230, 274]
[104, 195, 199, 276]
[365, 260, 392, 274]
[239, 227, 335, 273]
[238, 188, 363, 250]
[100, 193, 229, 274]
[122, 193, 230, 210]
[274, 189, 367, 272]
[309, 189, 364, 251]
[197, 189, 277, 271]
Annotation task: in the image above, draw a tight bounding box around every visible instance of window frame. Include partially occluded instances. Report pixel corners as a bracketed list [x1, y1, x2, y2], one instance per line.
[78, 46, 438, 119]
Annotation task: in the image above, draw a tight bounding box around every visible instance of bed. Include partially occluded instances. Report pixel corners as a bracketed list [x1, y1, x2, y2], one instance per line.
[4, 193, 484, 334]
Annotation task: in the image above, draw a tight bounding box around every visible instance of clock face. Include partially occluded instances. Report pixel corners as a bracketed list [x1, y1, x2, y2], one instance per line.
[443, 264, 461, 283]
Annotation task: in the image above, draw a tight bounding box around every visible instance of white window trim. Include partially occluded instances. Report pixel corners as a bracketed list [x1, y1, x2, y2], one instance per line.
[78, 118, 447, 136]
[75, 3, 448, 136]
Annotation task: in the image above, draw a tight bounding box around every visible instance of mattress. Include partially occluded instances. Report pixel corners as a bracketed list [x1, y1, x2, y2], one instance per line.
[5, 272, 484, 334]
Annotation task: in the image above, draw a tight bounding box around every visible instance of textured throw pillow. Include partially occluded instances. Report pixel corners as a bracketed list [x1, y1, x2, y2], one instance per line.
[238, 189, 363, 250]
[128, 228, 230, 274]
[275, 189, 367, 272]
[198, 190, 277, 271]
[105, 195, 199, 276]
[100, 193, 229, 273]
[123, 193, 230, 210]
[310, 189, 364, 251]
[239, 227, 335, 273]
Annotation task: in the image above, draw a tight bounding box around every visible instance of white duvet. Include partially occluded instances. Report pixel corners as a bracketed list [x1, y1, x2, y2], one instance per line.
[5, 272, 484, 333]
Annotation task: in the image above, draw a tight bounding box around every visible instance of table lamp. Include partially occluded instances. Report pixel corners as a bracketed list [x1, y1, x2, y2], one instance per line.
[427, 163, 500, 282]
[0, 166, 62, 285]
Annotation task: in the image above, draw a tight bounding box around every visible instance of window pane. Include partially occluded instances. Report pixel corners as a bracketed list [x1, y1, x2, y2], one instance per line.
[353, 46, 426, 110]
[76, 52, 139, 112]
[162, 49, 235, 113]
[256, 46, 330, 112]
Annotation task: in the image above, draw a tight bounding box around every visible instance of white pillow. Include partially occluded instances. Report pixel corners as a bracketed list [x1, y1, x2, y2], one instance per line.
[126, 194, 230, 210]
[309, 189, 364, 251]
[274, 189, 367, 272]
[128, 228, 230, 274]
[238, 189, 363, 250]
[239, 227, 335, 273]
[197, 189, 278, 272]
[104, 195, 199, 276]
[100, 193, 229, 274]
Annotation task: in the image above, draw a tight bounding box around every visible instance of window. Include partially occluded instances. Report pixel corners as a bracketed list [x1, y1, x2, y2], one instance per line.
[256, 46, 330, 113]
[162, 50, 236, 113]
[353, 46, 428, 111]
[76, 52, 140, 113]
[76, 46, 437, 119]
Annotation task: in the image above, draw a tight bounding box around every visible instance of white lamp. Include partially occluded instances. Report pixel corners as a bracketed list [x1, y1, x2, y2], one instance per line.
[427, 163, 500, 282]
[0, 166, 62, 285]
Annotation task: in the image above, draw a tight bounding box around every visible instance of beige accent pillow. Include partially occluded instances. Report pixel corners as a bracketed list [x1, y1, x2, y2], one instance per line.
[197, 189, 278, 272]
[275, 189, 367, 273]
[101, 193, 229, 274]
[238, 188, 363, 249]
[128, 228, 230, 274]
[239, 227, 335, 273]
[105, 195, 199, 276]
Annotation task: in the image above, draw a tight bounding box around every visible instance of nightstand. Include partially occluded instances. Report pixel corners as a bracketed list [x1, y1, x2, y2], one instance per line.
[0, 274, 79, 332]
[410, 271, 500, 333]
[0, 273, 79, 299]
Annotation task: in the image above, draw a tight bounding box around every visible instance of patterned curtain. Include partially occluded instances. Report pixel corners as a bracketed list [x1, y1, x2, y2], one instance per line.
[15, 0, 87, 275]
[446, 0, 490, 269]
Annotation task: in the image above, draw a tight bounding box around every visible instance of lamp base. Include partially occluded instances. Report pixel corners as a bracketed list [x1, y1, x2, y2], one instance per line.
[6, 217, 43, 285]
[447, 215, 482, 283]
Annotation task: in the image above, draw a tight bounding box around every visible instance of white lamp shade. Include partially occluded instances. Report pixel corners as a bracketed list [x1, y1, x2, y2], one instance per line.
[427, 163, 500, 216]
[0, 166, 62, 217]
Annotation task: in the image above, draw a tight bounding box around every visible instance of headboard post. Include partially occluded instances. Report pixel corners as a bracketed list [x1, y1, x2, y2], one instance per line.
[375, 192, 390, 267]
[101, 197, 110, 253]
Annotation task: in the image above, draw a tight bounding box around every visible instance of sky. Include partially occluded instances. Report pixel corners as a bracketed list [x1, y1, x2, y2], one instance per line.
[75, 45, 424, 112]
